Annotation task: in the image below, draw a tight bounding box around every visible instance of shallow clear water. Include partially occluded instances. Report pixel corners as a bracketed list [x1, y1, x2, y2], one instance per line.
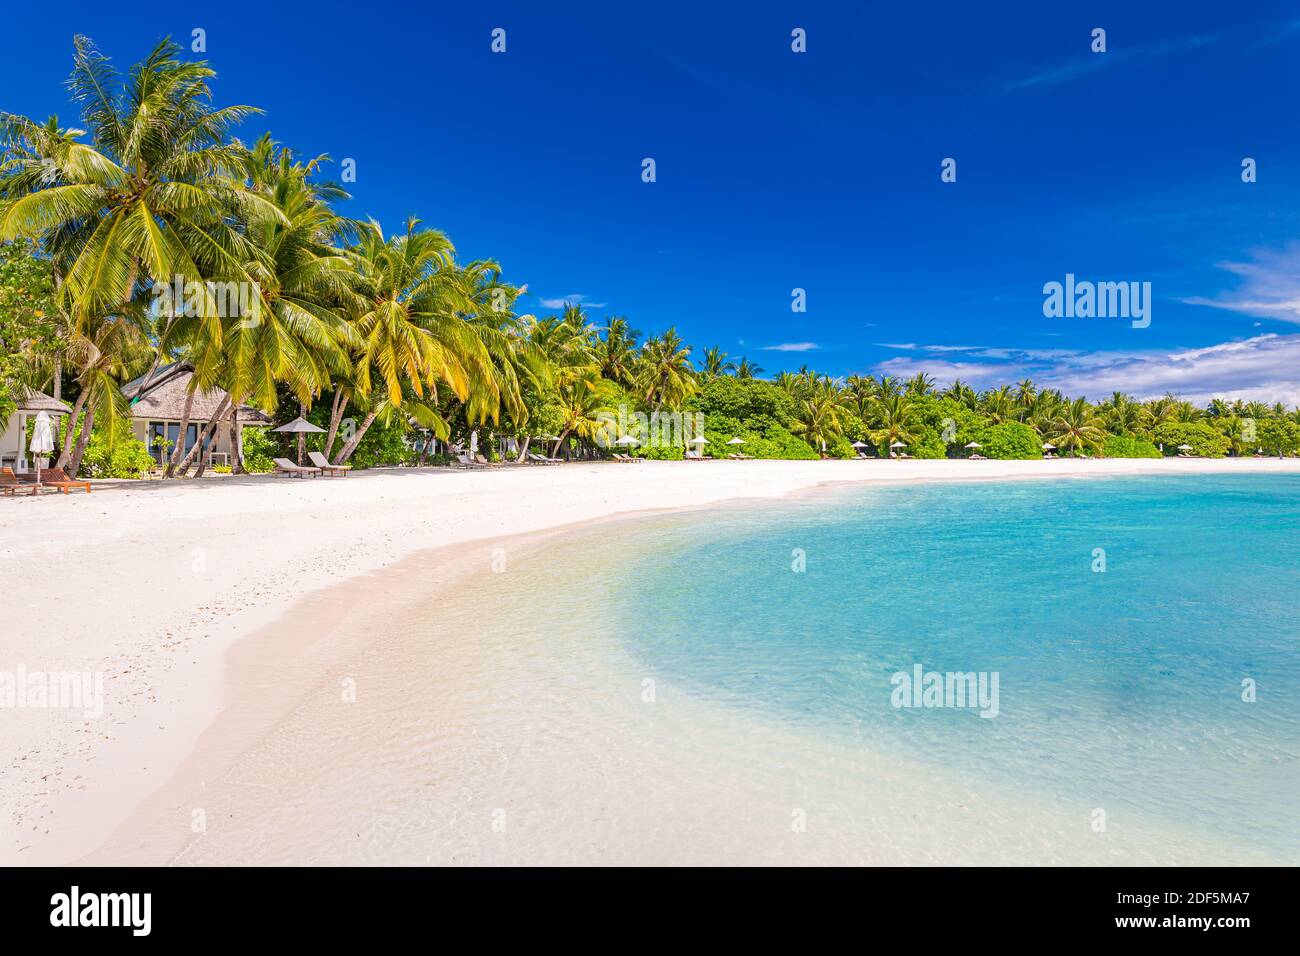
[617, 474, 1300, 857]
[143, 473, 1298, 865]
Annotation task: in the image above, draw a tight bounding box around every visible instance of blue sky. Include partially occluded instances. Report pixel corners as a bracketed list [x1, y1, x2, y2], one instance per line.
[5, 1, 1300, 403]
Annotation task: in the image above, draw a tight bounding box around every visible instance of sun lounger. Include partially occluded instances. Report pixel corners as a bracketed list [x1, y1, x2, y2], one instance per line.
[1, 466, 41, 496]
[273, 457, 322, 478]
[38, 467, 92, 493]
[308, 451, 351, 476]
[684, 450, 710, 461]
[456, 453, 486, 469]
[474, 454, 503, 467]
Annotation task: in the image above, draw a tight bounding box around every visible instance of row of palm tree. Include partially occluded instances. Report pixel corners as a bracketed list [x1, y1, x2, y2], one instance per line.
[2, 38, 1298, 474]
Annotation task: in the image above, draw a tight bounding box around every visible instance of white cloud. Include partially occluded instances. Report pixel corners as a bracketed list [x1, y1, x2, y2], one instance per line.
[539, 293, 607, 309]
[1181, 244, 1300, 323]
[761, 342, 820, 352]
[1004, 34, 1217, 92]
[874, 334, 1300, 407]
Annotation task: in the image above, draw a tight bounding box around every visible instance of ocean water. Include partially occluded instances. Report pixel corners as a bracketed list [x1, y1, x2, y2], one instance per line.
[616, 474, 1300, 858]
[141, 474, 1298, 865]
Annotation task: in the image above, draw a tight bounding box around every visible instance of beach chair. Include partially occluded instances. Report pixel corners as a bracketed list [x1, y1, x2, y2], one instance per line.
[613, 453, 637, 463]
[474, 454, 504, 467]
[273, 457, 322, 478]
[684, 450, 709, 461]
[455, 453, 486, 469]
[308, 451, 351, 476]
[1, 466, 40, 496]
[38, 467, 92, 493]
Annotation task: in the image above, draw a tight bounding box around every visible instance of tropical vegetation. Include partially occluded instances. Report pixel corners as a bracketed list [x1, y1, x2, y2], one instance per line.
[2, 38, 1299, 477]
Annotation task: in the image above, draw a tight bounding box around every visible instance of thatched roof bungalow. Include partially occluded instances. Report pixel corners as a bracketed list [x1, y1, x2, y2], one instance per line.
[122, 364, 272, 465]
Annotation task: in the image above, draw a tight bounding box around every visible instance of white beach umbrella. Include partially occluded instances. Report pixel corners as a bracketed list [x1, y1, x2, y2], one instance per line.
[726, 437, 746, 445]
[1177, 444, 1194, 454]
[615, 435, 639, 445]
[850, 440, 868, 448]
[964, 441, 981, 449]
[1042, 442, 1056, 450]
[30, 411, 55, 490]
[890, 440, 906, 447]
[688, 436, 709, 445]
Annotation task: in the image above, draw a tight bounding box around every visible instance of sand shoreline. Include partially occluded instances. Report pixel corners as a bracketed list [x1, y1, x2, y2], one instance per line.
[3, 457, 1298, 865]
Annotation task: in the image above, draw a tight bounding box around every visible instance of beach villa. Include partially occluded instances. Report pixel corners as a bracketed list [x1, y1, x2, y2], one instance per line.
[123, 363, 272, 467]
[0, 388, 72, 474]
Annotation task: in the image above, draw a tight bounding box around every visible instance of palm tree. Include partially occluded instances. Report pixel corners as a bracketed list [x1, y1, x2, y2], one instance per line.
[1, 37, 277, 327]
[700, 346, 736, 380]
[942, 378, 978, 410]
[980, 385, 1017, 424]
[636, 327, 696, 409]
[868, 393, 920, 455]
[595, 315, 639, 386]
[551, 369, 617, 458]
[734, 356, 763, 380]
[1049, 398, 1106, 456]
[904, 372, 935, 397]
[331, 217, 496, 463]
[1, 37, 279, 470]
[791, 380, 849, 454]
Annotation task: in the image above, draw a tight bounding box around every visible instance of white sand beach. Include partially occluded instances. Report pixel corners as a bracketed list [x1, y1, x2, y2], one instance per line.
[3, 456, 1298, 866]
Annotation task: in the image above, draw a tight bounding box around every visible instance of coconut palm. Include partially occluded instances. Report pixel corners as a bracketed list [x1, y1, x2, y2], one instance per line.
[868, 392, 920, 455]
[595, 315, 639, 386]
[636, 327, 696, 409]
[330, 217, 496, 463]
[791, 380, 849, 454]
[1049, 398, 1106, 456]
[700, 346, 736, 380]
[734, 356, 763, 380]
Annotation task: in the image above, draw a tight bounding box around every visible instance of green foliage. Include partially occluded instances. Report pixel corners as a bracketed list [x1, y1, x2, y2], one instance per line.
[345, 415, 414, 469]
[1153, 421, 1231, 457]
[826, 435, 856, 460]
[976, 421, 1041, 459]
[1256, 419, 1300, 456]
[638, 441, 684, 461]
[80, 419, 155, 478]
[688, 377, 797, 432]
[239, 426, 278, 473]
[1102, 434, 1162, 458]
[0, 240, 60, 419]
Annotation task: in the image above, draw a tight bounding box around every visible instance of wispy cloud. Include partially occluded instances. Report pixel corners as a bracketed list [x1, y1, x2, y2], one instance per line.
[875, 334, 1300, 406]
[1254, 18, 1300, 47]
[761, 342, 820, 352]
[1004, 34, 1217, 92]
[539, 293, 607, 309]
[1181, 244, 1300, 323]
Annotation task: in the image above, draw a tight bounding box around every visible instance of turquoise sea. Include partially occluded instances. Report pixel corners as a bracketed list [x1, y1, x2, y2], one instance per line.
[614, 474, 1299, 859]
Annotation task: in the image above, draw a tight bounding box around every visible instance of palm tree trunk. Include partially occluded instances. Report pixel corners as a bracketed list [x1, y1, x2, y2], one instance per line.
[334, 410, 377, 464]
[551, 427, 573, 459]
[516, 436, 531, 463]
[176, 396, 231, 476]
[66, 405, 95, 478]
[230, 403, 244, 475]
[165, 388, 197, 478]
[297, 402, 307, 466]
[55, 389, 89, 468]
[323, 390, 346, 459]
